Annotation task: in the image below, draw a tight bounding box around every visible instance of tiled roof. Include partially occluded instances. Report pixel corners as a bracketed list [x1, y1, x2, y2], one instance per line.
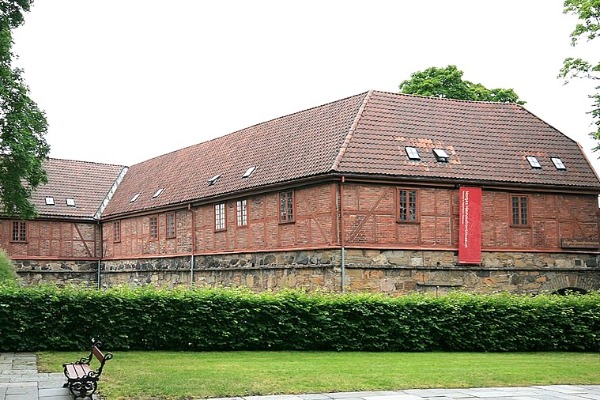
[31, 158, 127, 220]
[337, 91, 600, 188]
[102, 92, 368, 216]
[102, 90, 600, 217]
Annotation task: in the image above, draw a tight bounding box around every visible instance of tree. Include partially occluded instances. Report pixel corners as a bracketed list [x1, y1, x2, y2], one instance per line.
[0, 0, 49, 219]
[559, 0, 600, 151]
[399, 65, 525, 105]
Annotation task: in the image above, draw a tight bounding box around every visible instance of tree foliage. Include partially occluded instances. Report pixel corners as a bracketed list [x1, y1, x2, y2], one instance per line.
[0, 0, 49, 219]
[399, 65, 525, 105]
[559, 0, 600, 151]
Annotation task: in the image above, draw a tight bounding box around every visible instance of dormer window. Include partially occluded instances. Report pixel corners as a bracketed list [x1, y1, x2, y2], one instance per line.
[551, 157, 566, 170]
[242, 166, 256, 178]
[433, 148, 449, 162]
[152, 188, 164, 198]
[130, 193, 141, 203]
[66, 198, 76, 207]
[526, 156, 542, 169]
[45, 197, 55, 205]
[208, 175, 221, 186]
[405, 146, 420, 160]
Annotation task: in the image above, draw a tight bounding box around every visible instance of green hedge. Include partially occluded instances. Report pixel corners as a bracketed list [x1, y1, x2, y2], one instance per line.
[0, 285, 598, 352]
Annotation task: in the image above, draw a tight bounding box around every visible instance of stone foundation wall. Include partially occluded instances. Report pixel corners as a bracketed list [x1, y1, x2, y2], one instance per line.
[13, 259, 99, 287]
[14, 249, 600, 294]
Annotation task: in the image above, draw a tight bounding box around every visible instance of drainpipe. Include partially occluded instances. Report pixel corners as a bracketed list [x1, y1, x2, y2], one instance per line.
[97, 219, 102, 290]
[340, 176, 346, 293]
[189, 203, 195, 287]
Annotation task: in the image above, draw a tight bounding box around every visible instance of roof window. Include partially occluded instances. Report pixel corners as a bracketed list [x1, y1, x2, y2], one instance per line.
[526, 156, 542, 169]
[405, 146, 420, 160]
[45, 197, 55, 205]
[242, 166, 256, 178]
[551, 157, 566, 170]
[66, 198, 76, 207]
[433, 148, 449, 162]
[152, 188, 164, 198]
[208, 175, 221, 186]
[130, 193, 141, 202]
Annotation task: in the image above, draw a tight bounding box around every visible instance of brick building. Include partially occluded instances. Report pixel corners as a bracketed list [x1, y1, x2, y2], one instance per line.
[2, 90, 600, 294]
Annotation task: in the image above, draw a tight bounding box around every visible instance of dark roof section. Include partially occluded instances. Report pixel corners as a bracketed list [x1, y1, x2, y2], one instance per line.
[31, 158, 127, 220]
[103, 90, 600, 217]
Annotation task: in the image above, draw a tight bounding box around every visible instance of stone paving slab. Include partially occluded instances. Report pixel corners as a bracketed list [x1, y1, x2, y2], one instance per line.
[212, 386, 600, 400]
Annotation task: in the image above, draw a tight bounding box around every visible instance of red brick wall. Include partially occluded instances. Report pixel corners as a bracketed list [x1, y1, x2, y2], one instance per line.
[0, 219, 99, 259]
[103, 183, 339, 259]
[342, 183, 599, 251]
[102, 182, 599, 259]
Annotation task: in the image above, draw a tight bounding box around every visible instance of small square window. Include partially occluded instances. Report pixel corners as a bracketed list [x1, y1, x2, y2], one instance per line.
[551, 157, 566, 170]
[526, 156, 542, 169]
[45, 197, 55, 205]
[405, 146, 420, 160]
[208, 175, 221, 186]
[242, 166, 256, 178]
[433, 148, 449, 162]
[66, 198, 76, 207]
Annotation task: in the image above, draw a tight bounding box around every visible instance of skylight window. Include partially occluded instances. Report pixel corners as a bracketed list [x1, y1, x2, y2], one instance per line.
[130, 193, 141, 202]
[526, 156, 542, 169]
[405, 146, 420, 160]
[242, 166, 256, 178]
[551, 157, 566, 170]
[66, 198, 76, 207]
[433, 148, 449, 162]
[45, 197, 55, 205]
[152, 188, 164, 198]
[208, 175, 221, 186]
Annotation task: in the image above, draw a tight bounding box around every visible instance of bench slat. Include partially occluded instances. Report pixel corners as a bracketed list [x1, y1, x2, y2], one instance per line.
[65, 363, 91, 379]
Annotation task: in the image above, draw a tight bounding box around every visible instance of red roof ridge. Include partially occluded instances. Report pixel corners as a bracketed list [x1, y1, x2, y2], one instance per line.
[48, 157, 128, 168]
[330, 90, 373, 171]
[381, 90, 527, 106]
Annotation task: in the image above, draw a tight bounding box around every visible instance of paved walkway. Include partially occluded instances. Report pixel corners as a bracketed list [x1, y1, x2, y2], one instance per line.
[0, 352, 98, 400]
[0, 352, 599, 400]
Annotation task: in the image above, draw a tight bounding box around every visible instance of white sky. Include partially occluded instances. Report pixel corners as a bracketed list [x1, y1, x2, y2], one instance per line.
[11, 0, 600, 175]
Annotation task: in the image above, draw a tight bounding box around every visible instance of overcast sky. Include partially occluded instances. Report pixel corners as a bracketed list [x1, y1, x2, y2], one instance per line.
[11, 0, 600, 175]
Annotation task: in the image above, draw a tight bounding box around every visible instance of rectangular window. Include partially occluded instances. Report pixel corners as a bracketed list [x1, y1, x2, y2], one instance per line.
[279, 190, 294, 223]
[215, 203, 226, 231]
[236, 199, 247, 227]
[166, 212, 176, 238]
[113, 221, 121, 243]
[11, 221, 26, 242]
[511, 195, 529, 226]
[149, 216, 158, 239]
[398, 189, 419, 222]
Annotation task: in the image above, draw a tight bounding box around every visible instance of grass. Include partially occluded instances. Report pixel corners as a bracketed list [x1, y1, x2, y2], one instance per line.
[39, 351, 600, 400]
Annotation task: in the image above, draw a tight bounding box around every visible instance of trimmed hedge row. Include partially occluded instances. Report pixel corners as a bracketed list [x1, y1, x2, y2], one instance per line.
[0, 285, 598, 352]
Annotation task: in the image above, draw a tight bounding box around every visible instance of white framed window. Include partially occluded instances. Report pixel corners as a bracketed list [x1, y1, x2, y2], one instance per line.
[237, 199, 248, 226]
[215, 203, 226, 231]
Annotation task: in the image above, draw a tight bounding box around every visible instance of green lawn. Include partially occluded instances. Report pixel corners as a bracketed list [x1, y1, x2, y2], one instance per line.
[39, 351, 600, 400]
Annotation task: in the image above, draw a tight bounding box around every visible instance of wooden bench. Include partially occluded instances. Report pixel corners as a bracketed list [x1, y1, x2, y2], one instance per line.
[63, 338, 113, 399]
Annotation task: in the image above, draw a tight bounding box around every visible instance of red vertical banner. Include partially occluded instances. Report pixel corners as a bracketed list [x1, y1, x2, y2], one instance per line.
[459, 187, 482, 264]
